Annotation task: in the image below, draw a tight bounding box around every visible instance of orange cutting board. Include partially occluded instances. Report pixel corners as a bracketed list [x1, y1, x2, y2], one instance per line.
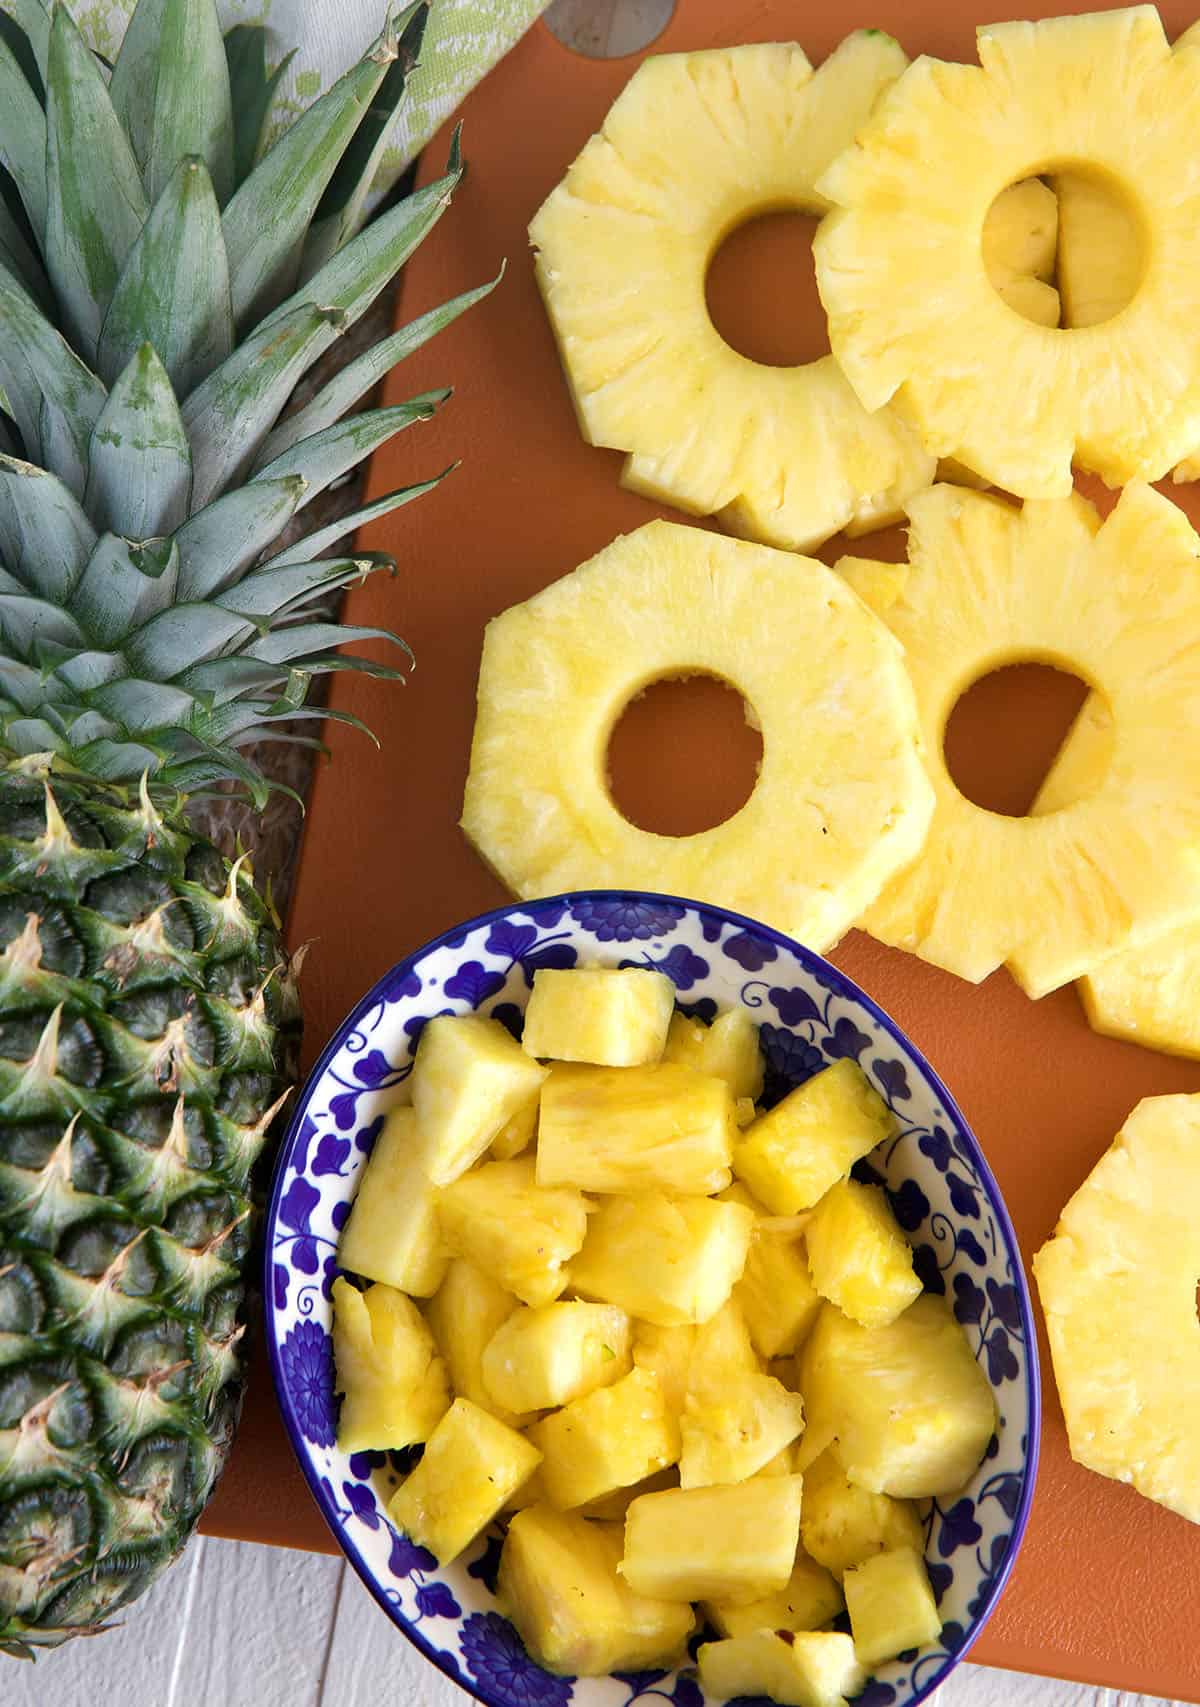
[205, 4, 1200, 1698]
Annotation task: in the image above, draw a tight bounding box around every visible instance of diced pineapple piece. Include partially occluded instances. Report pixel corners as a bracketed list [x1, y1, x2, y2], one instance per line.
[499, 1505, 694, 1676]
[733, 1060, 896, 1213]
[806, 1179, 921, 1328]
[332, 1278, 449, 1452]
[537, 1061, 734, 1194]
[698, 1630, 866, 1707]
[337, 1108, 447, 1297]
[412, 1014, 548, 1185]
[423, 1258, 527, 1428]
[663, 1008, 764, 1102]
[800, 1448, 924, 1579]
[491, 1091, 539, 1160]
[527, 1366, 679, 1508]
[844, 1546, 942, 1667]
[620, 1475, 803, 1603]
[800, 1298, 997, 1498]
[581, 1466, 679, 1521]
[632, 1321, 697, 1414]
[437, 1157, 591, 1308]
[572, 1192, 753, 1325]
[482, 1302, 632, 1413]
[680, 1370, 806, 1487]
[705, 1551, 844, 1639]
[522, 966, 675, 1066]
[724, 1181, 822, 1358]
[387, 1398, 542, 1564]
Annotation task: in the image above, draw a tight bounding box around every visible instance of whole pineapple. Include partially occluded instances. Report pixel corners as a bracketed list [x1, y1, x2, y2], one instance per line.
[0, 0, 491, 1654]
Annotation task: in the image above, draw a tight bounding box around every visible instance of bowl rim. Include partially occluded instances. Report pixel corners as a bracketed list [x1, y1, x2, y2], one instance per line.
[263, 888, 1042, 1707]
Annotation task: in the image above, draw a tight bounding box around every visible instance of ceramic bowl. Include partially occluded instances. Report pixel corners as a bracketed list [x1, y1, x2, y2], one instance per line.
[265, 891, 1039, 1707]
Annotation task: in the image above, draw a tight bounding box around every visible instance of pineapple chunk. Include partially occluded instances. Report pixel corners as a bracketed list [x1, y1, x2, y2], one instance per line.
[632, 1321, 697, 1414]
[411, 1014, 548, 1185]
[733, 1060, 896, 1213]
[582, 1466, 679, 1522]
[537, 1061, 734, 1194]
[491, 1091, 539, 1160]
[805, 1179, 921, 1328]
[844, 1546, 942, 1667]
[522, 966, 675, 1065]
[527, 1366, 679, 1509]
[724, 1181, 822, 1358]
[663, 1008, 764, 1102]
[680, 1370, 805, 1487]
[499, 1505, 694, 1676]
[331, 1278, 449, 1452]
[698, 1630, 866, 1707]
[705, 1551, 844, 1639]
[387, 1398, 541, 1565]
[481, 1301, 631, 1413]
[620, 1474, 803, 1603]
[336, 1108, 446, 1297]
[571, 1192, 753, 1325]
[503, 1467, 548, 1513]
[800, 1298, 997, 1498]
[436, 1157, 591, 1308]
[423, 1258, 527, 1428]
[692, 1295, 761, 1375]
[800, 1448, 924, 1579]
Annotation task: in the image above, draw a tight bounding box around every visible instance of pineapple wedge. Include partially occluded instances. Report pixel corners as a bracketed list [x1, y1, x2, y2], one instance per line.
[412, 1015, 548, 1185]
[705, 1551, 844, 1640]
[423, 1258, 527, 1429]
[499, 1505, 694, 1676]
[800, 1448, 925, 1579]
[679, 1371, 806, 1488]
[336, 1108, 446, 1297]
[620, 1474, 803, 1603]
[571, 1192, 754, 1325]
[527, 1367, 679, 1509]
[806, 1180, 921, 1328]
[663, 1009, 764, 1103]
[537, 1061, 735, 1195]
[844, 1546, 942, 1667]
[734, 1060, 896, 1214]
[331, 1279, 449, 1453]
[491, 1091, 539, 1160]
[698, 1631, 866, 1707]
[387, 1398, 542, 1565]
[800, 1298, 996, 1498]
[481, 1302, 632, 1413]
[724, 1181, 823, 1358]
[436, 1157, 591, 1308]
[522, 966, 674, 1066]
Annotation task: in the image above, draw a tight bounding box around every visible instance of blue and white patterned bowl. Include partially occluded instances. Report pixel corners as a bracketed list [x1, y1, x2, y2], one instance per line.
[265, 891, 1039, 1707]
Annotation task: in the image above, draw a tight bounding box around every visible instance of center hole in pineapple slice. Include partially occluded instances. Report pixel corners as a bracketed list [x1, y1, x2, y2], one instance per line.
[607, 673, 763, 835]
[943, 662, 1111, 818]
[706, 212, 830, 368]
[982, 168, 1145, 330]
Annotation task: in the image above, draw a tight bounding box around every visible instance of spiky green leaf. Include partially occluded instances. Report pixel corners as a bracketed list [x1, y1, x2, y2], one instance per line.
[173, 476, 306, 603]
[5, 716, 65, 753]
[253, 400, 437, 501]
[214, 556, 376, 620]
[86, 677, 196, 732]
[269, 473, 450, 565]
[85, 346, 192, 538]
[0, 0, 48, 80]
[73, 536, 181, 650]
[223, 25, 295, 185]
[0, 260, 106, 465]
[177, 649, 405, 706]
[125, 604, 257, 677]
[0, 591, 88, 655]
[245, 621, 409, 667]
[0, 452, 95, 601]
[52, 650, 125, 693]
[109, 0, 234, 206]
[37, 390, 89, 499]
[0, 31, 46, 234]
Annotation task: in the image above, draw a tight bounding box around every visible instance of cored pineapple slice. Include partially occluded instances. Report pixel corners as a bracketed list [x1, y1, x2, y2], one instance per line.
[522, 966, 674, 1066]
[331, 1278, 449, 1452]
[481, 1301, 632, 1413]
[527, 1366, 679, 1509]
[571, 1191, 753, 1325]
[734, 1060, 896, 1214]
[800, 1448, 924, 1579]
[411, 1015, 548, 1185]
[1034, 1093, 1200, 1521]
[663, 1008, 764, 1103]
[387, 1398, 542, 1565]
[704, 1551, 844, 1640]
[844, 1547, 942, 1667]
[981, 177, 1060, 328]
[806, 1180, 921, 1328]
[436, 1157, 591, 1308]
[461, 519, 933, 954]
[620, 1474, 804, 1603]
[724, 1182, 822, 1359]
[698, 1631, 866, 1707]
[537, 1060, 734, 1195]
[336, 1108, 447, 1297]
[423, 1258, 527, 1428]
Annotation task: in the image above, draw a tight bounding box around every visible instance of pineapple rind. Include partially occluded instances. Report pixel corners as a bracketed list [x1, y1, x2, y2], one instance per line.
[522, 966, 674, 1066]
[336, 1107, 447, 1297]
[537, 1060, 735, 1195]
[386, 1397, 542, 1565]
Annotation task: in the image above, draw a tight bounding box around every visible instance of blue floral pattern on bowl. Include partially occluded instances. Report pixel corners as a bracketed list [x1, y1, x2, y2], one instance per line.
[266, 891, 1040, 1707]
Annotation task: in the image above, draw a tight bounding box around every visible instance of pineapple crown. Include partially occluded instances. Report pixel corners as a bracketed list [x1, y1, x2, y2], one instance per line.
[0, 0, 496, 803]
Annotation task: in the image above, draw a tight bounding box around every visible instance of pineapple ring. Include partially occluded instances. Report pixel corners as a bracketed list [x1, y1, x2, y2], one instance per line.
[841, 481, 1200, 999]
[528, 35, 934, 554]
[815, 8, 1200, 498]
[461, 519, 934, 952]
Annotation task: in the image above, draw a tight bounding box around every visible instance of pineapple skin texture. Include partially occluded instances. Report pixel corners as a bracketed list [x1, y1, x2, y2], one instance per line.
[435, 1156, 591, 1308]
[527, 1366, 680, 1509]
[620, 1474, 804, 1604]
[698, 1630, 866, 1707]
[734, 1060, 896, 1214]
[412, 1015, 548, 1185]
[387, 1398, 541, 1565]
[331, 1279, 450, 1452]
[537, 1061, 735, 1196]
[805, 1179, 922, 1328]
[522, 966, 675, 1066]
[571, 1191, 754, 1326]
[337, 1107, 447, 1297]
[843, 1545, 942, 1668]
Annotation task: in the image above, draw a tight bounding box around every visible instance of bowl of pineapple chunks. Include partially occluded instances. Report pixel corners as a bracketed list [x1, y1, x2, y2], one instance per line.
[266, 891, 1038, 1707]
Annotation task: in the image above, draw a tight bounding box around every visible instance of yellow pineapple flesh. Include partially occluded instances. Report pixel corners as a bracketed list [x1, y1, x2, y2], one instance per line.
[663, 1008, 764, 1103]
[491, 1091, 539, 1160]
[805, 1179, 921, 1328]
[724, 1182, 823, 1359]
[436, 1157, 592, 1308]
[844, 1546, 942, 1668]
[632, 1321, 697, 1416]
[679, 1370, 806, 1488]
[411, 1014, 548, 1185]
[581, 1466, 680, 1523]
[981, 177, 1060, 327]
[799, 1448, 924, 1580]
[698, 1631, 866, 1707]
[423, 1257, 528, 1429]
[705, 1550, 843, 1642]
[571, 1191, 754, 1326]
[620, 1474, 804, 1604]
[331, 1278, 450, 1453]
[387, 1398, 542, 1565]
[481, 1301, 632, 1414]
[522, 966, 675, 1066]
[526, 1366, 679, 1509]
[537, 1061, 735, 1195]
[734, 1060, 897, 1214]
[336, 1107, 447, 1297]
[1052, 168, 1143, 331]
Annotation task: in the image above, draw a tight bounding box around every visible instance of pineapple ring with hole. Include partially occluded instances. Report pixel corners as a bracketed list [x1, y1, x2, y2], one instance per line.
[460, 519, 933, 953]
[815, 8, 1200, 498]
[840, 480, 1200, 998]
[528, 35, 935, 555]
[1034, 1092, 1200, 1522]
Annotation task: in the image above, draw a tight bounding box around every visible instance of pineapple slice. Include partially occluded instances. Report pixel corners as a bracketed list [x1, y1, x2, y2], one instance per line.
[663, 1008, 764, 1103]
[851, 482, 1200, 995]
[620, 1474, 803, 1603]
[705, 1551, 844, 1640]
[981, 177, 1060, 328]
[724, 1182, 823, 1358]
[800, 1298, 997, 1499]
[527, 1366, 679, 1509]
[844, 1546, 942, 1667]
[331, 1278, 449, 1453]
[423, 1257, 528, 1428]
[1034, 1093, 1200, 1521]
[806, 1180, 921, 1328]
[814, 9, 1198, 496]
[522, 966, 674, 1066]
[499, 1505, 694, 1676]
[571, 1191, 753, 1326]
[336, 1108, 447, 1297]
[632, 1321, 697, 1415]
[481, 1301, 632, 1413]
[537, 1060, 734, 1195]
[436, 1157, 591, 1308]
[461, 520, 934, 955]
[411, 1015, 548, 1185]
[387, 1398, 542, 1565]
[800, 1448, 924, 1579]
[530, 35, 932, 555]
[734, 1060, 896, 1214]
[679, 1370, 805, 1488]
[491, 1091, 539, 1160]
[698, 1631, 866, 1707]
